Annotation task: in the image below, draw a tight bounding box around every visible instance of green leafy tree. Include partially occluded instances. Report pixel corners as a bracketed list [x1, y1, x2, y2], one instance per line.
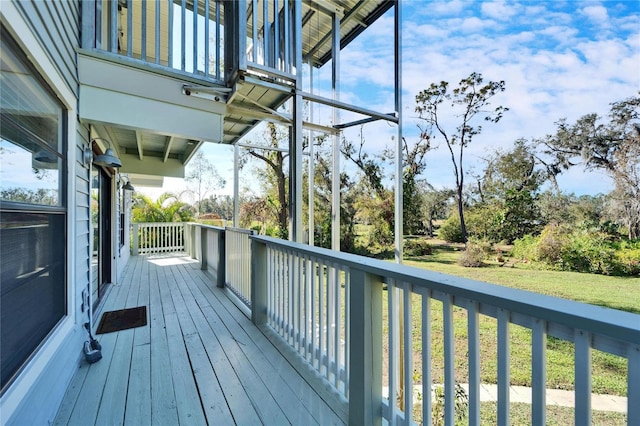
[242, 123, 289, 238]
[540, 94, 640, 239]
[415, 72, 508, 242]
[473, 139, 544, 242]
[132, 192, 193, 223]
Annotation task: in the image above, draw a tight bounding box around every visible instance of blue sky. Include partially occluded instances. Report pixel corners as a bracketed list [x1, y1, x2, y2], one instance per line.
[153, 0, 640, 200]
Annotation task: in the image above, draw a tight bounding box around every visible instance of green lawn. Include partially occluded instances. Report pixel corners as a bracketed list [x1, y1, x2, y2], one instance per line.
[382, 243, 639, 397]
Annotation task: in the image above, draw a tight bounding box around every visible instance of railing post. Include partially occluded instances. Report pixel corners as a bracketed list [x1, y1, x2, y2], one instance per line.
[349, 268, 383, 426]
[250, 238, 267, 325]
[132, 223, 139, 255]
[200, 226, 207, 271]
[217, 230, 225, 288]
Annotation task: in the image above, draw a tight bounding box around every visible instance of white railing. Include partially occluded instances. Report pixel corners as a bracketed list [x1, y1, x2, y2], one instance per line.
[250, 235, 640, 426]
[82, 0, 224, 83]
[224, 227, 254, 308]
[132, 222, 185, 255]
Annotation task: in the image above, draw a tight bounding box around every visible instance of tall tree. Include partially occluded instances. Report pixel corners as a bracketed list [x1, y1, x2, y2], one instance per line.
[185, 151, 225, 217]
[415, 72, 508, 242]
[540, 94, 640, 239]
[242, 123, 289, 238]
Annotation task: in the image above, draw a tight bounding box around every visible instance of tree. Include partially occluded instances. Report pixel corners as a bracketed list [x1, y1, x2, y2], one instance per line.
[421, 186, 455, 237]
[540, 94, 640, 238]
[415, 72, 508, 242]
[474, 139, 545, 242]
[242, 123, 289, 238]
[132, 192, 193, 223]
[185, 151, 225, 218]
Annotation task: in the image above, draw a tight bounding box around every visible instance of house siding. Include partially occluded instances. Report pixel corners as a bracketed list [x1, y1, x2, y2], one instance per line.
[1, 1, 94, 424]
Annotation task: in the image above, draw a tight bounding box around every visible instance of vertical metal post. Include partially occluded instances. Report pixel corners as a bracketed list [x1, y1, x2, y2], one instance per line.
[532, 319, 547, 426]
[290, 0, 303, 242]
[331, 11, 340, 251]
[394, 0, 403, 263]
[233, 144, 240, 228]
[308, 63, 315, 246]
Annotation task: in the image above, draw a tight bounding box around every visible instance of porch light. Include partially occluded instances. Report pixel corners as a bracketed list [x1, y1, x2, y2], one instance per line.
[92, 138, 122, 168]
[123, 181, 135, 191]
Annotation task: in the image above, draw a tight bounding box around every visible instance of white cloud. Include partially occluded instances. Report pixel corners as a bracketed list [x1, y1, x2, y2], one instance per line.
[581, 5, 609, 24]
[481, 1, 518, 20]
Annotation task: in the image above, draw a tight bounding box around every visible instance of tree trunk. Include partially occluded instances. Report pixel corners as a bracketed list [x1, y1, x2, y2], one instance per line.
[457, 189, 468, 243]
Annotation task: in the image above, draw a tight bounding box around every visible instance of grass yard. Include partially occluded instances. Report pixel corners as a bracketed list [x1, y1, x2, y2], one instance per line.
[379, 241, 639, 397]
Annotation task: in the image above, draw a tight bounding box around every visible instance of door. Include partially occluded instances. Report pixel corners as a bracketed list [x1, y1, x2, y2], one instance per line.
[91, 167, 112, 308]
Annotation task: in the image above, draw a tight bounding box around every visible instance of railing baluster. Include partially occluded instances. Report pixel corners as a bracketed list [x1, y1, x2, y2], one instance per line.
[193, 0, 198, 72]
[402, 282, 413, 423]
[629, 345, 640, 424]
[110, 0, 118, 52]
[468, 301, 480, 425]
[334, 263, 340, 388]
[127, 0, 133, 56]
[141, 0, 147, 60]
[204, 0, 210, 75]
[319, 261, 325, 377]
[180, 0, 186, 70]
[168, 0, 173, 66]
[215, 0, 220, 79]
[443, 294, 455, 426]
[311, 257, 317, 368]
[575, 330, 592, 425]
[388, 279, 397, 425]
[531, 319, 547, 426]
[155, 0, 160, 64]
[497, 308, 511, 426]
[422, 290, 432, 426]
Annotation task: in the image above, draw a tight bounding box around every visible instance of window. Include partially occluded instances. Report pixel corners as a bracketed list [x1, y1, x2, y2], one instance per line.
[0, 28, 67, 391]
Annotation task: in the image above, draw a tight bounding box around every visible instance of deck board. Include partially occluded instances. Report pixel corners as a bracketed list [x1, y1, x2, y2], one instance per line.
[54, 253, 344, 425]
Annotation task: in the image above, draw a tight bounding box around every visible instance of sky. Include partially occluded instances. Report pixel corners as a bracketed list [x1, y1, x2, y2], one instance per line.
[143, 0, 640, 201]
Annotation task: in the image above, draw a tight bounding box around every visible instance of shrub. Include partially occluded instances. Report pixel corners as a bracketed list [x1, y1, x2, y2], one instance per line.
[439, 215, 465, 243]
[536, 223, 571, 265]
[512, 234, 538, 262]
[404, 238, 432, 257]
[458, 242, 485, 267]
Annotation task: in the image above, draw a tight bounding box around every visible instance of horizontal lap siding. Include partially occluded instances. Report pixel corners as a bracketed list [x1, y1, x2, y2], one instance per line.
[7, 2, 89, 426]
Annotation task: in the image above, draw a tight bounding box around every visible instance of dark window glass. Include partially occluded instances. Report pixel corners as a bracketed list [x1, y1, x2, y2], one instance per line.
[0, 28, 67, 391]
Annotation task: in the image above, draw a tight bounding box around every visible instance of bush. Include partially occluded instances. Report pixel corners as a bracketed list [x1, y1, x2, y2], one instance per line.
[536, 224, 571, 265]
[404, 238, 432, 257]
[457, 242, 485, 267]
[439, 215, 465, 243]
[512, 234, 538, 262]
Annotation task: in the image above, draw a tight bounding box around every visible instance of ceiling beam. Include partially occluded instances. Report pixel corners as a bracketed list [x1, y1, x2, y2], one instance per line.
[135, 131, 144, 160]
[163, 136, 175, 163]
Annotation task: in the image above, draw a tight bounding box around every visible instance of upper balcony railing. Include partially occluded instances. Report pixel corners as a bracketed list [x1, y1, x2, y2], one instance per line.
[81, 0, 298, 86]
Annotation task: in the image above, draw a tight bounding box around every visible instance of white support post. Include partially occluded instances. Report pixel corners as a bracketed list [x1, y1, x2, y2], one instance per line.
[394, 0, 403, 263]
[233, 144, 240, 228]
[132, 223, 139, 255]
[331, 11, 340, 251]
[348, 268, 382, 426]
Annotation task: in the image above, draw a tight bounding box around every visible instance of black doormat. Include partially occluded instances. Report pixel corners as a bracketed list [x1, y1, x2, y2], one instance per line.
[96, 306, 147, 334]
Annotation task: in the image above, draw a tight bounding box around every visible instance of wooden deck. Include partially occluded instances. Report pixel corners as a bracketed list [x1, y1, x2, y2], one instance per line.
[54, 254, 344, 425]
